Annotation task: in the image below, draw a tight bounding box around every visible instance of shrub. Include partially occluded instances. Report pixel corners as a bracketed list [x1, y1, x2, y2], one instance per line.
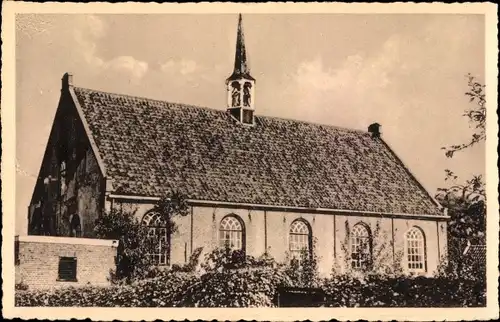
[282, 238, 321, 288]
[186, 247, 287, 307]
[15, 248, 283, 308]
[200, 246, 277, 273]
[335, 219, 405, 278]
[171, 247, 204, 273]
[15, 282, 29, 291]
[322, 274, 485, 307]
[15, 272, 196, 307]
[93, 207, 155, 281]
[93, 190, 189, 281]
[181, 268, 280, 307]
[15, 246, 486, 308]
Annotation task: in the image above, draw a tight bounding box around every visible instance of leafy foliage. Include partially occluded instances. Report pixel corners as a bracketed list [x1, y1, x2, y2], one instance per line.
[153, 190, 190, 222]
[93, 190, 190, 281]
[436, 171, 485, 240]
[171, 247, 204, 273]
[435, 238, 485, 283]
[434, 175, 486, 285]
[15, 270, 196, 307]
[431, 72, 487, 308]
[282, 238, 321, 288]
[201, 246, 276, 273]
[16, 272, 485, 308]
[93, 207, 155, 281]
[435, 74, 486, 242]
[336, 220, 404, 278]
[15, 282, 29, 291]
[443, 73, 486, 158]
[322, 274, 485, 307]
[16, 245, 485, 308]
[182, 267, 281, 307]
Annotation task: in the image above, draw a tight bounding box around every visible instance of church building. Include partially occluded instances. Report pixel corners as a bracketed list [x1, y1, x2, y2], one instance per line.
[27, 15, 449, 277]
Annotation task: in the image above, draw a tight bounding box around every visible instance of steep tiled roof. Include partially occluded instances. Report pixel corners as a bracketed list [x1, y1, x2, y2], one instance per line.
[73, 87, 441, 215]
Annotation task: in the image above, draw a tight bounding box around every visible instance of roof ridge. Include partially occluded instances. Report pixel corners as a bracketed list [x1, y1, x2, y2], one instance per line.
[73, 86, 223, 114]
[74, 86, 369, 134]
[257, 114, 369, 135]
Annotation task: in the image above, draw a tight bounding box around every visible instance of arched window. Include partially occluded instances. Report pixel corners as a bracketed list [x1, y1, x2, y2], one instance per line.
[405, 227, 426, 272]
[289, 219, 312, 261]
[219, 215, 245, 250]
[142, 211, 169, 265]
[350, 223, 372, 269]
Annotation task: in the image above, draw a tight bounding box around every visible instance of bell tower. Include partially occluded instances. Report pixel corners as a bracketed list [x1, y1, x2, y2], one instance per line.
[226, 14, 255, 125]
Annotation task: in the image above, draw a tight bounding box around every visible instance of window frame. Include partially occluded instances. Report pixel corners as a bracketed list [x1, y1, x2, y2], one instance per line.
[57, 256, 78, 282]
[289, 219, 312, 262]
[350, 222, 372, 270]
[141, 211, 170, 266]
[405, 226, 427, 273]
[219, 215, 246, 251]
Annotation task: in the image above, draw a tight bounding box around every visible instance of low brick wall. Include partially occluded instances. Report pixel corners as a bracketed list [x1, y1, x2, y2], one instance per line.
[15, 235, 118, 290]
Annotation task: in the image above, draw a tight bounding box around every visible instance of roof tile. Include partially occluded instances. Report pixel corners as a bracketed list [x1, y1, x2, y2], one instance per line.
[74, 87, 441, 215]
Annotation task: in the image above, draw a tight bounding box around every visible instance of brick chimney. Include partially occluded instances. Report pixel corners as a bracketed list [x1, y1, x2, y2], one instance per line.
[368, 123, 381, 138]
[61, 72, 73, 91]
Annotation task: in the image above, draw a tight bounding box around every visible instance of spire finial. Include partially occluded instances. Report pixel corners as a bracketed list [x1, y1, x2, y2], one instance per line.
[228, 14, 254, 81]
[226, 14, 256, 125]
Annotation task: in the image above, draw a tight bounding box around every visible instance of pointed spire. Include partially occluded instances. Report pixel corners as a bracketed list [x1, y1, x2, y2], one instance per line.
[227, 14, 255, 81]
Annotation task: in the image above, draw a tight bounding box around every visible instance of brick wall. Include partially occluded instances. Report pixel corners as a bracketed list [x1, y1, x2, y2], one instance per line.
[15, 235, 118, 290]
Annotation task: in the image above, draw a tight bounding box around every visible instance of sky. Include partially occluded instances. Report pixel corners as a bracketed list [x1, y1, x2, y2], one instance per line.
[15, 14, 485, 235]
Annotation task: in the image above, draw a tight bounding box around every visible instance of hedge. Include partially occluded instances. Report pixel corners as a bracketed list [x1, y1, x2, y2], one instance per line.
[15, 246, 485, 307]
[322, 275, 486, 307]
[15, 271, 194, 307]
[16, 272, 485, 307]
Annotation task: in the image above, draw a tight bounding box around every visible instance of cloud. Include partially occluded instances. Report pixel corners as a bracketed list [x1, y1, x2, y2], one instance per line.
[160, 60, 175, 72]
[85, 15, 105, 38]
[161, 59, 198, 75]
[74, 28, 104, 67]
[180, 60, 197, 75]
[275, 17, 485, 197]
[279, 16, 482, 123]
[106, 56, 149, 79]
[289, 53, 391, 113]
[294, 37, 397, 95]
[272, 33, 415, 131]
[16, 14, 55, 39]
[74, 15, 148, 79]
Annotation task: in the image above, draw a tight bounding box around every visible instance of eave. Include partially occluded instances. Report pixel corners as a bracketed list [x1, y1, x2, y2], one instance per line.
[108, 194, 449, 221]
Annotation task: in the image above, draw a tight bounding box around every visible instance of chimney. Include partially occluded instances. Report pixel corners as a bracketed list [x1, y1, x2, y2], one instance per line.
[368, 123, 381, 138]
[61, 72, 73, 91]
